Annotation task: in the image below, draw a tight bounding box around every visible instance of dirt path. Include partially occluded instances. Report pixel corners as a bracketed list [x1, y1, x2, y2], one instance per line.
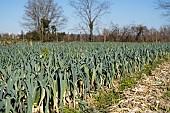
[107, 60, 170, 113]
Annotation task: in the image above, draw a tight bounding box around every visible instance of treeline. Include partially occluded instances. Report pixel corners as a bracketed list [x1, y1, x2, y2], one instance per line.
[1, 24, 169, 43]
[100, 24, 170, 42]
[24, 24, 170, 42]
[0, 33, 20, 39]
[1, 24, 170, 43]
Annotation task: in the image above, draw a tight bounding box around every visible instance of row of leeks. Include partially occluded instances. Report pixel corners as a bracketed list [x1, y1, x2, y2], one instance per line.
[0, 42, 170, 113]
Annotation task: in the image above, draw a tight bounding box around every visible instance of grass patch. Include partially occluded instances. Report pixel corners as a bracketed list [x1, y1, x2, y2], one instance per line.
[119, 76, 136, 91]
[93, 89, 123, 112]
[165, 87, 170, 98]
[165, 91, 170, 98]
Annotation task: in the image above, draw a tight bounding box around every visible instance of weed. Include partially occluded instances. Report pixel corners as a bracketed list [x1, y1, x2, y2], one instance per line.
[93, 89, 123, 112]
[119, 76, 136, 91]
[165, 87, 170, 98]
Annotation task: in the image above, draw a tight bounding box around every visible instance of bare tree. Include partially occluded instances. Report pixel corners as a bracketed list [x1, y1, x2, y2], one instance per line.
[69, 0, 111, 41]
[22, 0, 67, 41]
[157, 0, 170, 19]
[160, 25, 170, 41]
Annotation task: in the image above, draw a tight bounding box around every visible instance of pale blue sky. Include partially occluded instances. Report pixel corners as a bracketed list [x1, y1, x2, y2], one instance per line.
[0, 0, 168, 34]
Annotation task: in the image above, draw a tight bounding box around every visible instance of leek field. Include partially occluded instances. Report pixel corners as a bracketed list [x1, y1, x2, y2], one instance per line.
[0, 42, 170, 113]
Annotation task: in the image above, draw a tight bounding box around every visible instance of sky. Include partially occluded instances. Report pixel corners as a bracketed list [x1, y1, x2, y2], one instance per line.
[0, 0, 168, 34]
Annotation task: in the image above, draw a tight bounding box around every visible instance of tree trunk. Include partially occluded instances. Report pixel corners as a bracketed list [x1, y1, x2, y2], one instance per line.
[89, 22, 93, 42]
[104, 34, 106, 42]
[89, 29, 93, 42]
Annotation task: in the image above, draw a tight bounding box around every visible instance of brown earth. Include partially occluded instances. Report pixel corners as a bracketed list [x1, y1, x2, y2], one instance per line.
[107, 60, 170, 113]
